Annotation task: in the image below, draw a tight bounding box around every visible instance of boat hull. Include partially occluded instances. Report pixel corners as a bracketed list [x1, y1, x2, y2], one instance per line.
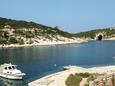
[0, 73, 25, 79]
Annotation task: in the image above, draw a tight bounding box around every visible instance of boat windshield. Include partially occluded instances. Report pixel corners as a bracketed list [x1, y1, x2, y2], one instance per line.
[4, 65, 16, 70]
[4, 67, 7, 70]
[7, 66, 16, 70]
[12, 66, 15, 69]
[8, 66, 12, 70]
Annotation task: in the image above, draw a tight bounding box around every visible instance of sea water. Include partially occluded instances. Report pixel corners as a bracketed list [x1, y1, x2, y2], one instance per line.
[0, 40, 115, 86]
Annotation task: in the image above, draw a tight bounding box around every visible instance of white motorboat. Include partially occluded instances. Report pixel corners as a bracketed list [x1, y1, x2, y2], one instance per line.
[0, 63, 26, 79]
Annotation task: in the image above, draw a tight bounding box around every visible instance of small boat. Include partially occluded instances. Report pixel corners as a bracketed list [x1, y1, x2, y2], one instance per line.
[63, 66, 71, 70]
[0, 63, 26, 79]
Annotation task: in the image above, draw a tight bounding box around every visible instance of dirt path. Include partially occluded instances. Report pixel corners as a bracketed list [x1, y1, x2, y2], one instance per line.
[79, 78, 88, 86]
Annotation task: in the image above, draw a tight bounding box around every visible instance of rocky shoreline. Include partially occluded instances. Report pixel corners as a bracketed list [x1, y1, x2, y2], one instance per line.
[1, 37, 115, 48]
[28, 65, 115, 86]
[0, 39, 87, 48]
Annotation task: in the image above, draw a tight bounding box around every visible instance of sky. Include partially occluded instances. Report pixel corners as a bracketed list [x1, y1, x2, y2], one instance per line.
[0, 0, 115, 33]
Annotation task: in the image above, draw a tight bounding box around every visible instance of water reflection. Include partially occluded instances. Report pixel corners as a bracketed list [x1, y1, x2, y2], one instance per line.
[0, 77, 27, 86]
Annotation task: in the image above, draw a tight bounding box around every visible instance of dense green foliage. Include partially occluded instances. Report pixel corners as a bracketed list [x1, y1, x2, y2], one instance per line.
[66, 73, 91, 86]
[76, 73, 90, 78]
[75, 28, 115, 39]
[8, 37, 17, 44]
[0, 17, 51, 29]
[66, 74, 82, 86]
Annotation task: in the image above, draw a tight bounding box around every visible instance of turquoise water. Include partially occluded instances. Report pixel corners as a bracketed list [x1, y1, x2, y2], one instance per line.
[0, 40, 115, 86]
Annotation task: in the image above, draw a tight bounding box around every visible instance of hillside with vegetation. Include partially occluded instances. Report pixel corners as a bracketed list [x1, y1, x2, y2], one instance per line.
[0, 17, 84, 46]
[75, 28, 115, 39]
[0, 17, 115, 46]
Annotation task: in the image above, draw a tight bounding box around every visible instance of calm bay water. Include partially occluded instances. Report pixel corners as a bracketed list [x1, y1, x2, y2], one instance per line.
[0, 40, 115, 86]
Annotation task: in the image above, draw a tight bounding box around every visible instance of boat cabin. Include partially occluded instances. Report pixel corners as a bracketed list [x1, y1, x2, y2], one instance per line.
[4, 65, 16, 70]
[0, 64, 17, 72]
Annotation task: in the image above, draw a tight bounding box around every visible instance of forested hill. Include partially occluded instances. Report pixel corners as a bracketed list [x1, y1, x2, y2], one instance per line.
[0, 17, 77, 45]
[75, 28, 115, 39]
[0, 17, 73, 37]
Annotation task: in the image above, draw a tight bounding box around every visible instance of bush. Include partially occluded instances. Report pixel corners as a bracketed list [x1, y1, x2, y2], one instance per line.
[18, 38, 24, 45]
[65, 73, 92, 86]
[0, 38, 7, 44]
[66, 74, 82, 86]
[8, 37, 17, 44]
[76, 73, 90, 78]
[87, 74, 98, 81]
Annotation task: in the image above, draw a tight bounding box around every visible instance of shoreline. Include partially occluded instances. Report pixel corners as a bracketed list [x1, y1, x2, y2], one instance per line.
[1, 37, 115, 48]
[28, 65, 115, 86]
[0, 39, 87, 48]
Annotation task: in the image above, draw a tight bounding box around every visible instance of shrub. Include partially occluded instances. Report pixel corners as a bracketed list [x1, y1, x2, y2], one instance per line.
[0, 38, 7, 44]
[87, 74, 98, 81]
[8, 37, 17, 44]
[65, 73, 92, 86]
[66, 74, 82, 86]
[76, 73, 90, 78]
[18, 38, 24, 45]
